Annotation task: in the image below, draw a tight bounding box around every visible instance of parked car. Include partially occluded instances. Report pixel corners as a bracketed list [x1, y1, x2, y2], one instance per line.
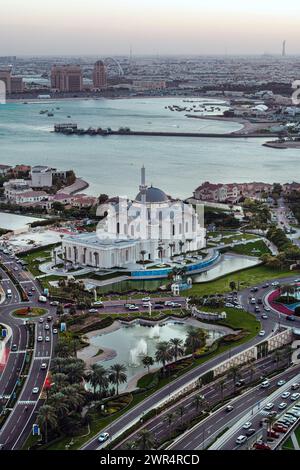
[253, 442, 271, 450]
[264, 403, 274, 411]
[272, 424, 287, 433]
[278, 402, 287, 410]
[291, 393, 300, 401]
[291, 383, 300, 390]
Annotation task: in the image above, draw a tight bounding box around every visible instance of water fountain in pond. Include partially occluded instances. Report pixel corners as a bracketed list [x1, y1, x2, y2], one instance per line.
[149, 324, 160, 339]
[129, 338, 147, 366]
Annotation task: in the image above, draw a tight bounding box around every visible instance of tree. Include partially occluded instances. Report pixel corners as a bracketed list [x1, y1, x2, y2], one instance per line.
[219, 378, 227, 401]
[142, 356, 154, 374]
[193, 393, 206, 412]
[179, 240, 185, 254]
[164, 412, 176, 439]
[109, 363, 127, 395]
[48, 392, 69, 418]
[137, 428, 154, 450]
[184, 328, 206, 357]
[177, 405, 185, 425]
[169, 338, 184, 362]
[37, 405, 58, 444]
[155, 341, 173, 375]
[140, 250, 147, 265]
[228, 365, 241, 392]
[88, 364, 109, 396]
[229, 281, 236, 292]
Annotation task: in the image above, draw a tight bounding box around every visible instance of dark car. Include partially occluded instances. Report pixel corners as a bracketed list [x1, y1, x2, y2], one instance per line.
[236, 379, 246, 387]
[225, 405, 234, 412]
[246, 428, 256, 437]
[286, 315, 295, 321]
[11, 344, 17, 352]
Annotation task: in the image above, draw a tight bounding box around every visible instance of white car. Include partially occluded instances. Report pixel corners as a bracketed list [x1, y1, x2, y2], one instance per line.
[32, 387, 39, 394]
[50, 301, 59, 306]
[271, 281, 280, 286]
[291, 393, 300, 401]
[88, 308, 98, 313]
[44, 324, 50, 330]
[281, 391, 290, 399]
[53, 329, 58, 334]
[142, 302, 152, 307]
[128, 305, 139, 310]
[45, 336, 50, 342]
[277, 380, 286, 386]
[242, 422, 252, 429]
[142, 297, 151, 302]
[278, 402, 287, 410]
[264, 403, 274, 410]
[39, 318, 44, 323]
[37, 336, 43, 342]
[164, 301, 173, 306]
[41, 363, 47, 370]
[236, 435, 247, 445]
[264, 307, 271, 312]
[259, 330, 266, 336]
[98, 432, 110, 443]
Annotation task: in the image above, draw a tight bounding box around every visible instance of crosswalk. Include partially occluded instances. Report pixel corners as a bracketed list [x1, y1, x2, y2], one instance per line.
[34, 356, 50, 361]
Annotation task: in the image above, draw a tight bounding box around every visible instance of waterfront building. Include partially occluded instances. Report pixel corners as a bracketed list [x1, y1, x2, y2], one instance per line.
[62, 167, 206, 269]
[31, 165, 53, 188]
[14, 190, 48, 205]
[92, 60, 107, 90]
[4, 179, 31, 202]
[0, 68, 12, 94]
[11, 76, 24, 93]
[0, 164, 12, 177]
[51, 65, 83, 92]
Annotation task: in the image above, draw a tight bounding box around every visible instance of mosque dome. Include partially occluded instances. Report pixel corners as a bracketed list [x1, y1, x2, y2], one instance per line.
[135, 186, 169, 203]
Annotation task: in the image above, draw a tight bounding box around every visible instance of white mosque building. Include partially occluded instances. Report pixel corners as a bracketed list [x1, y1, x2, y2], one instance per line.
[62, 167, 206, 270]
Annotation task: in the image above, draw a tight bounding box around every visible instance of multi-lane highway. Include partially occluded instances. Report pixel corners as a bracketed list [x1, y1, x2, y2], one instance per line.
[0, 251, 56, 450]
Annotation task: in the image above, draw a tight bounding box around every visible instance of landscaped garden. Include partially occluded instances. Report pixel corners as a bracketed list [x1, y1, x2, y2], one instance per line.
[12, 307, 47, 318]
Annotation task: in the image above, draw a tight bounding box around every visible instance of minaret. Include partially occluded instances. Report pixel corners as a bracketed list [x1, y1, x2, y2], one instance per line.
[282, 40, 286, 57]
[139, 166, 147, 205]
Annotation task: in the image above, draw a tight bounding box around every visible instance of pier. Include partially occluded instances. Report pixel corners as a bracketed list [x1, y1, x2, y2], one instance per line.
[53, 124, 279, 139]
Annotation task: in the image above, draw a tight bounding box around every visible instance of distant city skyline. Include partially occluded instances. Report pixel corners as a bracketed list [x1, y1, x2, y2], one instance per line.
[1, 0, 300, 55]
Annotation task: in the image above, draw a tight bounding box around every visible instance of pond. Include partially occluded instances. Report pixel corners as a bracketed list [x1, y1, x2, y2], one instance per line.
[193, 254, 260, 283]
[88, 320, 223, 391]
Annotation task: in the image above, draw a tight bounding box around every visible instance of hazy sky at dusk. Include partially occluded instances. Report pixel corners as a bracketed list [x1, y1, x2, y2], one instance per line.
[1, 0, 300, 55]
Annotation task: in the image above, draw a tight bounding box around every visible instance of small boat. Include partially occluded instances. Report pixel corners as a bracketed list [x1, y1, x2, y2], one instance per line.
[47, 112, 54, 117]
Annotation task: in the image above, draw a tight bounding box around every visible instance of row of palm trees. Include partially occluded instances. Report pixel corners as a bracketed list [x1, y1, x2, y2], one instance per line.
[139, 239, 194, 265]
[124, 392, 209, 449]
[88, 363, 127, 396]
[152, 328, 207, 375]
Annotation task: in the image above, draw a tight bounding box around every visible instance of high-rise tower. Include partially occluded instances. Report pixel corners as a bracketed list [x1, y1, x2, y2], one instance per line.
[282, 40, 286, 57]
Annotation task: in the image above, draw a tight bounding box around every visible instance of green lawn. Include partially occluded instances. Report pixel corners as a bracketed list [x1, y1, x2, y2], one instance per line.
[186, 265, 300, 297]
[19, 248, 53, 276]
[225, 240, 271, 257]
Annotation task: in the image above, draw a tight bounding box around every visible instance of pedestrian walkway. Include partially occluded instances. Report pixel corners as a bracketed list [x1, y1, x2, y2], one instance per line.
[18, 400, 36, 405]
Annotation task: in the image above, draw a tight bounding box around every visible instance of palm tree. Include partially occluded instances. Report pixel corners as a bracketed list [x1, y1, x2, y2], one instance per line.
[155, 341, 173, 375]
[193, 393, 205, 412]
[169, 338, 184, 362]
[228, 365, 241, 392]
[137, 428, 154, 450]
[272, 349, 282, 369]
[177, 405, 185, 425]
[37, 405, 58, 444]
[142, 356, 154, 374]
[169, 242, 175, 258]
[124, 440, 138, 450]
[65, 360, 86, 384]
[184, 328, 206, 357]
[48, 392, 69, 418]
[109, 363, 127, 395]
[157, 245, 164, 262]
[140, 250, 147, 266]
[247, 362, 256, 382]
[219, 378, 227, 401]
[60, 384, 85, 411]
[164, 411, 176, 439]
[179, 240, 185, 254]
[88, 364, 109, 396]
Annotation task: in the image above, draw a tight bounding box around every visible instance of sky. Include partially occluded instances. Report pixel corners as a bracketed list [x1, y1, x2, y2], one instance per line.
[1, 0, 300, 55]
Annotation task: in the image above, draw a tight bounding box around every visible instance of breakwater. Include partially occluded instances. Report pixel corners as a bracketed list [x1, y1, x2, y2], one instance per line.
[53, 124, 279, 139]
